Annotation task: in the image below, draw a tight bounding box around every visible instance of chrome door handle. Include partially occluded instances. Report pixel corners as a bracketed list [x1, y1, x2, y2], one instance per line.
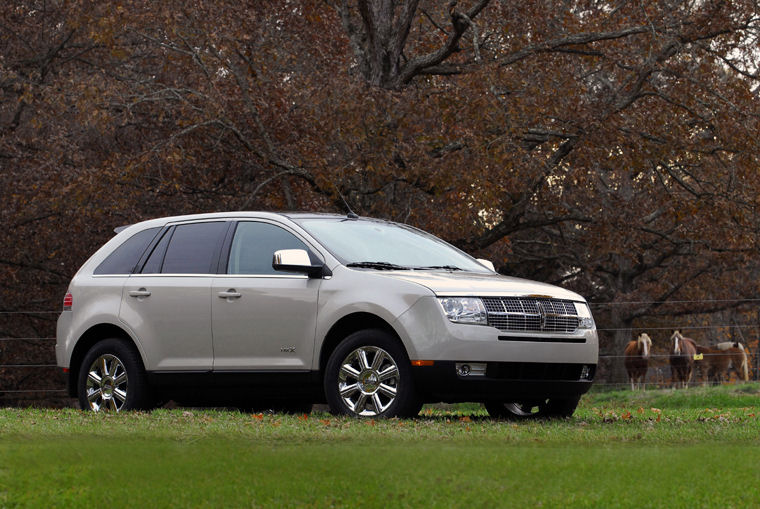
[218, 290, 242, 299]
[128, 289, 152, 297]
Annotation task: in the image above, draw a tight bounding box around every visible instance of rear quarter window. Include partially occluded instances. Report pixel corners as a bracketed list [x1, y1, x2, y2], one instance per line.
[93, 227, 161, 275]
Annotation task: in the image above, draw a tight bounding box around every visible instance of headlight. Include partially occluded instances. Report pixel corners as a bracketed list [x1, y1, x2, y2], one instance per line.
[438, 297, 487, 325]
[576, 302, 595, 329]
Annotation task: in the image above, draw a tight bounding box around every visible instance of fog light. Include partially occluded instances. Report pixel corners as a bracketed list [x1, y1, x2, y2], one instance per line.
[456, 362, 486, 377]
[580, 365, 591, 380]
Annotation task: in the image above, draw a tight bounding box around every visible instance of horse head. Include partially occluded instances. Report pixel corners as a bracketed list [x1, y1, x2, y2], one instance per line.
[670, 330, 683, 354]
[637, 332, 652, 358]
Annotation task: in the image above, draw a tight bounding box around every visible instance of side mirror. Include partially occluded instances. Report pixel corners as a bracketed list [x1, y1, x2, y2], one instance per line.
[476, 258, 496, 272]
[272, 249, 330, 278]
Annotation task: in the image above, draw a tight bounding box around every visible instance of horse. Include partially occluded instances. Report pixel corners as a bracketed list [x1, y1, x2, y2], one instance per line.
[694, 345, 731, 384]
[624, 333, 652, 390]
[669, 330, 698, 388]
[714, 341, 749, 381]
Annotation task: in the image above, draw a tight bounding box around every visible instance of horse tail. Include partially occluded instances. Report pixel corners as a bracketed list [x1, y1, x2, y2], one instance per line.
[740, 351, 749, 381]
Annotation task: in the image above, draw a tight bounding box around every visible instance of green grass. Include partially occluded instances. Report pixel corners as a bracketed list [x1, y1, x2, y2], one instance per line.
[1, 384, 759, 508]
[586, 381, 760, 409]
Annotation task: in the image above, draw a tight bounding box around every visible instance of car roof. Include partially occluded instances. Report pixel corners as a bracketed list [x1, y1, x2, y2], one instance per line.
[115, 211, 381, 233]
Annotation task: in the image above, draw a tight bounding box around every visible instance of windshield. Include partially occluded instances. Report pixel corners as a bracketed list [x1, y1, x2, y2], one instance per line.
[294, 218, 492, 273]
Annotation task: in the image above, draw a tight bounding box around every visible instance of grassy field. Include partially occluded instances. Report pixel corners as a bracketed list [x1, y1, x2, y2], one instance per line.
[1, 384, 759, 508]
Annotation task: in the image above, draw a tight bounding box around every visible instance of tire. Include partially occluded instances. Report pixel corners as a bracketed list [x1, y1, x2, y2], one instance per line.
[544, 395, 582, 418]
[324, 329, 420, 418]
[77, 338, 151, 412]
[485, 395, 581, 420]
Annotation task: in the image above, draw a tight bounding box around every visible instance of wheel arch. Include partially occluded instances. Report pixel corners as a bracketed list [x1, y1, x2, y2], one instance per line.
[318, 312, 409, 375]
[67, 323, 145, 398]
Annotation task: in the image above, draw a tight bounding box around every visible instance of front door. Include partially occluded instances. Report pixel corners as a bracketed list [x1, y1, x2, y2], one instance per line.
[211, 221, 321, 371]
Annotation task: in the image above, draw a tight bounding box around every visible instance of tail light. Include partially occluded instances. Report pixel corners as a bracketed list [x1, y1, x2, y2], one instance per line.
[63, 293, 73, 311]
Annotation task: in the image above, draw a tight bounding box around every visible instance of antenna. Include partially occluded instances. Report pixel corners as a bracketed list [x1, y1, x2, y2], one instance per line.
[336, 187, 359, 219]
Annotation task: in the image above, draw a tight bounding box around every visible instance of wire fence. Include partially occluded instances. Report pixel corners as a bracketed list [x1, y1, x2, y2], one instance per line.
[1, 307, 758, 399]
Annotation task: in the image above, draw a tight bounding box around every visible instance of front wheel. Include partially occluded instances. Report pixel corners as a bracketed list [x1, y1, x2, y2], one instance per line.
[77, 338, 151, 412]
[485, 395, 581, 420]
[324, 329, 421, 418]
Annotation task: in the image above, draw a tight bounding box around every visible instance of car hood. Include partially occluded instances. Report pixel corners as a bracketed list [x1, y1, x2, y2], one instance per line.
[377, 271, 586, 301]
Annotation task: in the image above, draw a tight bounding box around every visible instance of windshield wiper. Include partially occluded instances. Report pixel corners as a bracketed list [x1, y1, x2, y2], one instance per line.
[346, 261, 410, 270]
[413, 265, 463, 271]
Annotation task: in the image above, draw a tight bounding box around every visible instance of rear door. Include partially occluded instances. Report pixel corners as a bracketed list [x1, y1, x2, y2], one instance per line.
[211, 220, 321, 371]
[120, 221, 229, 371]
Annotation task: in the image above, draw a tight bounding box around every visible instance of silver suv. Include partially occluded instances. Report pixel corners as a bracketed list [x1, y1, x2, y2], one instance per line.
[56, 212, 597, 418]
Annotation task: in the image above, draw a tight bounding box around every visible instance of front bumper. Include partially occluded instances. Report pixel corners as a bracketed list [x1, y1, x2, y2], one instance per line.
[394, 296, 598, 364]
[411, 361, 596, 403]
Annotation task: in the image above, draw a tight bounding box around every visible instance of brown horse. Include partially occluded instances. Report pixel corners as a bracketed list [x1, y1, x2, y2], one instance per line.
[624, 333, 652, 390]
[715, 342, 749, 381]
[694, 345, 731, 384]
[670, 330, 697, 388]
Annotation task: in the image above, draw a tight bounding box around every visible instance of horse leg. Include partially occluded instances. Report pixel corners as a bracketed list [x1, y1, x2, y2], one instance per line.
[671, 365, 679, 389]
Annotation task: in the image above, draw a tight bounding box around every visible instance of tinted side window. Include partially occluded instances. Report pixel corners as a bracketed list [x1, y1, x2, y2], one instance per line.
[228, 222, 309, 275]
[140, 228, 172, 274]
[161, 222, 227, 274]
[94, 227, 160, 275]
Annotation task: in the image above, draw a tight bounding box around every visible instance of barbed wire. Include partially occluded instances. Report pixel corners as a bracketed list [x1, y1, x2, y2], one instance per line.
[596, 324, 760, 332]
[589, 298, 760, 306]
[0, 389, 67, 394]
[0, 311, 60, 314]
[5, 296, 760, 311]
[0, 325, 756, 341]
[0, 337, 55, 341]
[0, 349, 754, 369]
[1, 327, 758, 338]
[597, 354, 751, 360]
[3, 296, 760, 315]
[0, 364, 58, 368]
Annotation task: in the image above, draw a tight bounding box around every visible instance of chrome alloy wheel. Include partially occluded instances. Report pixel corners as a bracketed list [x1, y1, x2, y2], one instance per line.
[337, 346, 399, 416]
[85, 354, 129, 412]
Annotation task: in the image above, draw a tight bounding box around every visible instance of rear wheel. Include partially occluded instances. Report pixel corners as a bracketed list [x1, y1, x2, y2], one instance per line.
[77, 338, 151, 412]
[485, 395, 581, 420]
[324, 329, 421, 418]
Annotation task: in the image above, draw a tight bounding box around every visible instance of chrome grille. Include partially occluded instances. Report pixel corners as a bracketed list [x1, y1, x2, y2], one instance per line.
[481, 297, 579, 333]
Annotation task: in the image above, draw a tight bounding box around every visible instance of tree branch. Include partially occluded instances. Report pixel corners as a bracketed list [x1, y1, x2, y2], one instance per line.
[396, 0, 490, 86]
